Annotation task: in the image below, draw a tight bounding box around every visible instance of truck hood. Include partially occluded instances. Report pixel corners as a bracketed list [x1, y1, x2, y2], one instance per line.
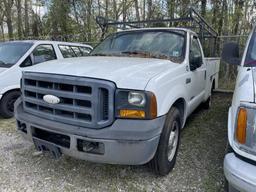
[25, 56, 179, 89]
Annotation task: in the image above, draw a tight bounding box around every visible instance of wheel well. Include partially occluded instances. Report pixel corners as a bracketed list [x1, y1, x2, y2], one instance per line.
[172, 98, 185, 127]
[1, 89, 21, 99]
[212, 79, 215, 91]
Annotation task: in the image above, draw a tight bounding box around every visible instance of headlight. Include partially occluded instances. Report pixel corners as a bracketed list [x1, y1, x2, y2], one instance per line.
[128, 91, 146, 107]
[115, 89, 157, 119]
[234, 106, 256, 156]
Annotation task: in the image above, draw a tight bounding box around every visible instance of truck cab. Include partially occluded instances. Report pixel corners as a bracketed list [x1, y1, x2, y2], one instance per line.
[15, 28, 219, 175]
[0, 40, 92, 118]
[222, 26, 256, 191]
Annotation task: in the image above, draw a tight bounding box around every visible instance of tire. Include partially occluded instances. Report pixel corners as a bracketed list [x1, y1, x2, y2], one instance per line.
[224, 142, 236, 192]
[203, 95, 212, 109]
[0, 90, 21, 118]
[225, 141, 233, 154]
[225, 179, 239, 192]
[149, 107, 181, 175]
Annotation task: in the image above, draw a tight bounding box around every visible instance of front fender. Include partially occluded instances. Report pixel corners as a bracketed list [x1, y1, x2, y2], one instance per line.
[146, 82, 188, 127]
[0, 84, 20, 96]
[159, 85, 188, 115]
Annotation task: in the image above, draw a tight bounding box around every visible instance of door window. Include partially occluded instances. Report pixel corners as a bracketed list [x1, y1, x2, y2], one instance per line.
[189, 36, 203, 68]
[33, 44, 57, 65]
[59, 45, 76, 58]
[79, 47, 91, 56]
[71, 46, 83, 57]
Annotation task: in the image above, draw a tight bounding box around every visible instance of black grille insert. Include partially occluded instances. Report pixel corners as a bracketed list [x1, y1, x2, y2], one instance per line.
[32, 127, 70, 148]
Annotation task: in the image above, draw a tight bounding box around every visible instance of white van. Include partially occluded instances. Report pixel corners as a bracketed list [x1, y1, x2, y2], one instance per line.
[0, 40, 92, 118]
[222, 26, 256, 191]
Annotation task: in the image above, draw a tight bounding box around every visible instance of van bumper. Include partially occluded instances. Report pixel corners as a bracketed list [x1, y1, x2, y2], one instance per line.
[15, 98, 165, 165]
[224, 153, 256, 192]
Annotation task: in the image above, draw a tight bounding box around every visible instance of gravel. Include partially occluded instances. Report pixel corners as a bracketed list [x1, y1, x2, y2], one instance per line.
[0, 93, 231, 192]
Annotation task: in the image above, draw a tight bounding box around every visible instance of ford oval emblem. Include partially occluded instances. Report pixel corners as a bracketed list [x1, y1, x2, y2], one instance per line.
[43, 95, 60, 104]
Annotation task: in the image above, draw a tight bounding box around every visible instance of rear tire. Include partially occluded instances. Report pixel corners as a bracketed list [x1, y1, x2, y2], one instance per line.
[149, 107, 181, 175]
[0, 90, 21, 118]
[203, 95, 212, 109]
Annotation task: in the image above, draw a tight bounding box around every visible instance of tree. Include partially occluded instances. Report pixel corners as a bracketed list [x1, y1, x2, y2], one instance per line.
[15, 0, 22, 39]
[24, 0, 30, 37]
[48, 0, 71, 38]
[147, 0, 152, 20]
[134, 0, 140, 21]
[233, 0, 244, 35]
[3, 0, 14, 39]
[201, 0, 206, 18]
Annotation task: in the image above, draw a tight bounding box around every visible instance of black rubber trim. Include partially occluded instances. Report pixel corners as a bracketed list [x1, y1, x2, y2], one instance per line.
[234, 151, 256, 166]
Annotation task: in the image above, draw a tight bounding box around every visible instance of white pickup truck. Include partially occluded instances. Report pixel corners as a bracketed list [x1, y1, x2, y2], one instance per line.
[222, 26, 256, 191]
[0, 40, 92, 118]
[15, 28, 219, 175]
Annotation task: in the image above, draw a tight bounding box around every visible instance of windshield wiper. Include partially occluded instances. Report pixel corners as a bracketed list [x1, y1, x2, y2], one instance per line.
[121, 50, 149, 55]
[0, 63, 13, 68]
[121, 50, 171, 60]
[90, 53, 123, 57]
[90, 53, 109, 56]
[0, 60, 6, 65]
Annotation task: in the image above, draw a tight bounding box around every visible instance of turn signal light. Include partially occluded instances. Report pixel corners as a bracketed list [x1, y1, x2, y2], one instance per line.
[150, 93, 157, 119]
[236, 108, 247, 144]
[119, 109, 145, 119]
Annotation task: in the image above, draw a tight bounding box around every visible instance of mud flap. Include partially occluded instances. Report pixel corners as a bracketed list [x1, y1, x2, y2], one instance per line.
[33, 137, 62, 159]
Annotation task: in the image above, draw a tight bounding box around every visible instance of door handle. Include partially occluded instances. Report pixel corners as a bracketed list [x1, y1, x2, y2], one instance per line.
[186, 78, 191, 84]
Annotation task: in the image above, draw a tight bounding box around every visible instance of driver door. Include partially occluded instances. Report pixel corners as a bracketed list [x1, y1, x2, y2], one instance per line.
[188, 35, 206, 112]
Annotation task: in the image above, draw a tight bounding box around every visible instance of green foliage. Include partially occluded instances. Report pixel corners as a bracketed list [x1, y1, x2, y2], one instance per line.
[0, 0, 255, 43]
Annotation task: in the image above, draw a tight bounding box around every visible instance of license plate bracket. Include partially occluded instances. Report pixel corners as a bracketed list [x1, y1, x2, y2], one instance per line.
[33, 137, 62, 159]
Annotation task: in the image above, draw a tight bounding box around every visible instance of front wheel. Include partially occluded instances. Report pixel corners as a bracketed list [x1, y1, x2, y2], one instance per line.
[225, 179, 239, 192]
[149, 107, 181, 175]
[0, 90, 21, 118]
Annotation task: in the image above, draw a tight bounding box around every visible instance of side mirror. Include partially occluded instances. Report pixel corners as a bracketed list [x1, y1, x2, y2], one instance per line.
[221, 42, 241, 65]
[190, 56, 202, 71]
[20, 54, 34, 68]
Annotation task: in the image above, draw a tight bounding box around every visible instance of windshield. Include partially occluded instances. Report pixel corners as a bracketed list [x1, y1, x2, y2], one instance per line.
[91, 30, 186, 62]
[245, 30, 256, 67]
[0, 42, 33, 68]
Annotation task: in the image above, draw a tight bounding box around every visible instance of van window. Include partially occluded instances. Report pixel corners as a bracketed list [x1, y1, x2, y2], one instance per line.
[33, 44, 57, 65]
[80, 47, 91, 56]
[71, 46, 83, 57]
[0, 42, 32, 68]
[59, 45, 76, 58]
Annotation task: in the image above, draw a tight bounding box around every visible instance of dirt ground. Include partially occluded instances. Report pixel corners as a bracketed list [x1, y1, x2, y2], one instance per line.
[0, 93, 232, 192]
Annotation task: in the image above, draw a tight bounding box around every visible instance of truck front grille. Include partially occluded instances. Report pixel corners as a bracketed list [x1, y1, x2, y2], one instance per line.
[22, 72, 115, 129]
